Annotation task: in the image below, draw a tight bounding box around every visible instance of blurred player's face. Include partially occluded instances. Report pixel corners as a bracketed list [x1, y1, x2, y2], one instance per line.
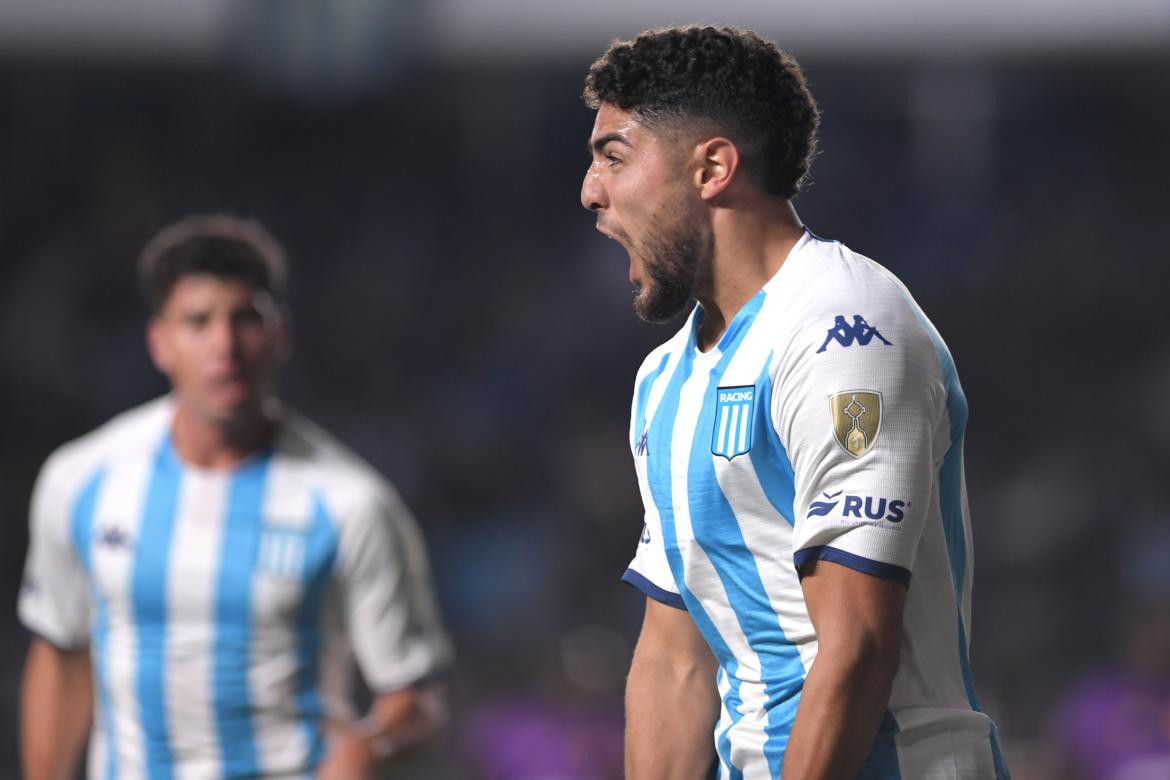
[148, 275, 286, 426]
[582, 103, 712, 323]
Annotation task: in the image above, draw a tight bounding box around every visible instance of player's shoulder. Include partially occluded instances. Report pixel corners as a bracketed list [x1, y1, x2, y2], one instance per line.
[780, 231, 914, 316]
[769, 231, 934, 356]
[37, 396, 172, 494]
[274, 410, 404, 526]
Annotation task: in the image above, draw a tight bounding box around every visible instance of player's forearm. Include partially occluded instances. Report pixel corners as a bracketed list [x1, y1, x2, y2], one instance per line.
[21, 639, 93, 780]
[625, 650, 720, 779]
[780, 639, 899, 780]
[362, 685, 446, 761]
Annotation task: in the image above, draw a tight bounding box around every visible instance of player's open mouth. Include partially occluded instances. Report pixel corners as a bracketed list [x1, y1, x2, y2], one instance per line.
[210, 374, 250, 402]
[595, 223, 623, 245]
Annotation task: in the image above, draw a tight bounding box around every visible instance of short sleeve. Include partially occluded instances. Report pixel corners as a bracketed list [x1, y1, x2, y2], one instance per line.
[334, 485, 452, 692]
[622, 518, 684, 609]
[773, 305, 947, 585]
[18, 456, 95, 649]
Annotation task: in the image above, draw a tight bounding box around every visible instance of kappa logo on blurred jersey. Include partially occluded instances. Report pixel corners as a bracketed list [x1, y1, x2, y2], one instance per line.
[808, 490, 906, 523]
[711, 385, 755, 460]
[640, 523, 651, 544]
[95, 525, 132, 550]
[816, 315, 892, 354]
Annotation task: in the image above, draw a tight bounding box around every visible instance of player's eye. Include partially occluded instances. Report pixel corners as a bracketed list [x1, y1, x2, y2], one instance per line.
[184, 312, 210, 329]
[606, 154, 622, 167]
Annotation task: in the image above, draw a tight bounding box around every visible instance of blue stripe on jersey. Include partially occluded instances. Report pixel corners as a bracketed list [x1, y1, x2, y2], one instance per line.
[133, 439, 183, 779]
[687, 293, 805, 776]
[634, 350, 672, 448]
[750, 356, 796, 526]
[925, 335, 981, 703]
[214, 452, 272, 776]
[73, 468, 117, 780]
[297, 496, 340, 770]
[904, 299, 1010, 777]
[646, 317, 743, 780]
[858, 711, 903, 779]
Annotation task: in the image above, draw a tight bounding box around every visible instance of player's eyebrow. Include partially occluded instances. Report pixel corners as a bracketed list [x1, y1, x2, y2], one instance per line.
[590, 132, 632, 156]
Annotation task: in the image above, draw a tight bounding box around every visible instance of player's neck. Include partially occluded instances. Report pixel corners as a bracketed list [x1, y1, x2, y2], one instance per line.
[170, 399, 279, 470]
[694, 200, 804, 351]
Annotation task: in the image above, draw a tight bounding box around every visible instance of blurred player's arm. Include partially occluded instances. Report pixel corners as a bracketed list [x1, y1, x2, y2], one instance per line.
[781, 560, 906, 780]
[626, 597, 719, 780]
[22, 637, 92, 780]
[319, 683, 446, 780]
[319, 483, 452, 779]
[19, 452, 98, 780]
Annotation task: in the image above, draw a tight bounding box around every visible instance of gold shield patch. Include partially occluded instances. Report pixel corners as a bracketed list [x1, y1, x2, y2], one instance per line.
[830, 391, 882, 457]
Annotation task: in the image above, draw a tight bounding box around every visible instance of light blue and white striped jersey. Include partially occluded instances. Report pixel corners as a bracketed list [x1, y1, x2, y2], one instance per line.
[623, 230, 1008, 779]
[20, 397, 451, 779]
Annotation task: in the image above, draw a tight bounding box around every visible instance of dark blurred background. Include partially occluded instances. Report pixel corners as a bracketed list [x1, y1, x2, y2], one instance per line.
[2, 1, 1168, 778]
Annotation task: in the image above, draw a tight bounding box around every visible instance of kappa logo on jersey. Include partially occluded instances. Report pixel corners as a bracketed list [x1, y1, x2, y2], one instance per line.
[95, 525, 132, 550]
[635, 426, 649, 456]
[808, 490, 906, 523]
[816, 315, 892, 354]
[711, 385, 755, 460]
[639, 523, 651, 544]
[830, 391, 882, 457]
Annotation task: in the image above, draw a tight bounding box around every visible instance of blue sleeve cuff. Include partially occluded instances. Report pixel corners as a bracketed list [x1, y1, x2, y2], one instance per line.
[793, 546, 911, 586]
[622, 568, 686, 610]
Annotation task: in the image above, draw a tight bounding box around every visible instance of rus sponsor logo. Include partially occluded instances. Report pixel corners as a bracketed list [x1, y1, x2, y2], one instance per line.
[807, 490, 905, 523]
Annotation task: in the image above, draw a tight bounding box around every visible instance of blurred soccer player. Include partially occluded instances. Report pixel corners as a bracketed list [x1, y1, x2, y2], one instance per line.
[581, 27, 1009, 779]
[18, 215, 451, 779]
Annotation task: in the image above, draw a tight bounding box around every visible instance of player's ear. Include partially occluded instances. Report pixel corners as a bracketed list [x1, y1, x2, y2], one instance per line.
[146, 316, 172, 375]
[692, 137, 740, 201]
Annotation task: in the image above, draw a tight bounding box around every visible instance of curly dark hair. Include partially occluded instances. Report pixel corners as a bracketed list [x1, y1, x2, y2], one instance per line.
[138, 214, 287, 313]
[583, 26, 820, 199]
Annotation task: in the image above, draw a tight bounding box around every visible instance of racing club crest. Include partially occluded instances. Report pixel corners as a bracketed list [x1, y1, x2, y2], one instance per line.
[830, 390, 882, 457]
[712, 385, 755, 460]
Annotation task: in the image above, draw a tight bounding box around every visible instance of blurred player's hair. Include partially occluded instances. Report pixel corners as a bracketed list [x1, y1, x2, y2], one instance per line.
[583, 25, 820, 199]
[138, 214, 287, 312]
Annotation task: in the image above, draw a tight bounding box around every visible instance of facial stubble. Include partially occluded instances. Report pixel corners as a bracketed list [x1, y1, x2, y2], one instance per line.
[632, 200, 714, 324]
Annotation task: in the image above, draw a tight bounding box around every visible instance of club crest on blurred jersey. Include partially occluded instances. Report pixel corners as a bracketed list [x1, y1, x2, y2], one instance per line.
[830, 391, 882, 457]
[712, 385, 755, 460]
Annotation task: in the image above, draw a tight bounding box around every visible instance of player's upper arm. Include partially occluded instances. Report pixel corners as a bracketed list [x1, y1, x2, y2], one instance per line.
[773, 287, 949, 585]
[334, 481, 451, 693]
[19, 451, 97, 650]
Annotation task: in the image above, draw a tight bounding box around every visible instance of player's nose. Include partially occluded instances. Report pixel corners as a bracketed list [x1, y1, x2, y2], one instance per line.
[209, 317, 241, 358]
[580, 166, 608, 212]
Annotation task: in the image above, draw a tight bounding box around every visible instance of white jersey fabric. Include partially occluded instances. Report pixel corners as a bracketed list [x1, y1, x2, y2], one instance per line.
[623, 230, 1008, 779]
[19, 397, 451, 779]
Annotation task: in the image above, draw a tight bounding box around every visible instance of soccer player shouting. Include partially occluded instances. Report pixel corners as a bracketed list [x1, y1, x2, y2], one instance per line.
[19, 215, 450, 779]
[581, 26, 1009, 779]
